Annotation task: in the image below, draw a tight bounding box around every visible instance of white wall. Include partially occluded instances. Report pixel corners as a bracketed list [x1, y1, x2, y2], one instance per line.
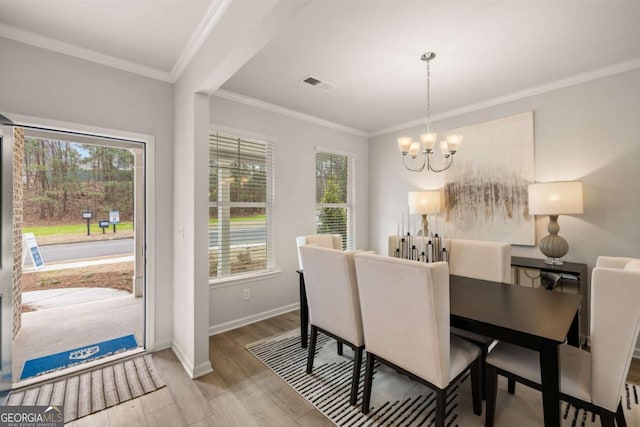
[369, 67, 640, 346]
[0, 37, 175, 347]
[208, 95, 369, 331]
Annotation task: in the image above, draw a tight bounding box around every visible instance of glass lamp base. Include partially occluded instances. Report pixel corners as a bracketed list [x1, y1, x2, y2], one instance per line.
[544, 257, 564, 266]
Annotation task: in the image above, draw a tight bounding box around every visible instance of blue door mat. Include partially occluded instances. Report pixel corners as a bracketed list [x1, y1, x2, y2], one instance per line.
[20, 334, 138, 380]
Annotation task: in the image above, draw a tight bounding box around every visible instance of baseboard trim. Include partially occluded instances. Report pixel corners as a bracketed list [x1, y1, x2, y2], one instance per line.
[170, 341, 213, 379]
[209, 303, 300, 336]
[153, 338, 172, 352]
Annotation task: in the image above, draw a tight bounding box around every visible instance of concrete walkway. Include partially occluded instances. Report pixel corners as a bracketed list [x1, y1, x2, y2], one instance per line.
[22, 288, 131, 310]
[23, 255, 133, 273]
[14, 294, 143, 383]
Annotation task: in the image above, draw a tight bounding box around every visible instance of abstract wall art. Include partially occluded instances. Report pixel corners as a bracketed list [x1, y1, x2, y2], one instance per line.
[444, 112, 535, 245]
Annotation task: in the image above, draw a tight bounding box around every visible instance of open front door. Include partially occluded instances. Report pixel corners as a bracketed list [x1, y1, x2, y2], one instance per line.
[0, 121, 15, 393]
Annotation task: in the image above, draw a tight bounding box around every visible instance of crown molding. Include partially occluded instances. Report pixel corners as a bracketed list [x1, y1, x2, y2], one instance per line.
[170, 0, 232, 81]
[214, 89, 368, 137]
[0, 23, 173, 83]
[369, 57, 640, 137]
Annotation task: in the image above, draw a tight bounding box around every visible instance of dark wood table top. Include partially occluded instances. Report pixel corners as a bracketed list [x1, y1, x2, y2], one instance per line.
[450, 275, 583, 345]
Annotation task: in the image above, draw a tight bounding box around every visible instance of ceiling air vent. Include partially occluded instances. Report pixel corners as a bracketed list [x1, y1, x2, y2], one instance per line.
[301, 75, 335, 91]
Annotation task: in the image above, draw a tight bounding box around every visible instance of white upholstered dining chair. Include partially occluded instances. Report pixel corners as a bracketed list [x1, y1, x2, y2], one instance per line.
[446, 238, 512, 283]
[484, 256, 640, 427]
[296, 234, 342, 270]
[353, 253, 482, 426]
[447, 238, 511, 397]
[298, 245, 364, 406]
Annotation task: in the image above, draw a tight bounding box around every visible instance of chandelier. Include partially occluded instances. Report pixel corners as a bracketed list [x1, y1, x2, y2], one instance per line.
[397, 52, 462, 173]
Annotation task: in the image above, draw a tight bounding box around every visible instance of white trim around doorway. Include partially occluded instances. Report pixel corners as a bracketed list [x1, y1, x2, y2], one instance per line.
[1, 112, 157, 357]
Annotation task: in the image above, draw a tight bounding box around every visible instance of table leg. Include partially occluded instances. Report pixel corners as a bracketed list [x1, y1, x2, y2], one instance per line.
[567, 309, 580, 347]
[299, 272, 309, 348]
[539, 342, 561, 427]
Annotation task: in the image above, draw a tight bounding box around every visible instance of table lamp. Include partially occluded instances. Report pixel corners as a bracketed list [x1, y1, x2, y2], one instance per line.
[408, 190, 442, 237]
[528, 181, 583, 265]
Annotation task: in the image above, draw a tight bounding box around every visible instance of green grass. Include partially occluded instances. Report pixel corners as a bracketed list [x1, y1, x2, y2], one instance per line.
[208, 214, 266, 224]
[23, 222, 133, 236]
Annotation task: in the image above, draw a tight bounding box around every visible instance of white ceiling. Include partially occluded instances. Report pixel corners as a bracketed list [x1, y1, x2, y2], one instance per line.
[0, 0, 212, 78]
[2, 1, 640, 134]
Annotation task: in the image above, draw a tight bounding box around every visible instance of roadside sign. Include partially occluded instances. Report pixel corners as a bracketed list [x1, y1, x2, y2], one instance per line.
[109, 210, 120, 224]
[99, 220, 110, 234]
[23, 232, 45, 269]
[82, 211, 93, 219]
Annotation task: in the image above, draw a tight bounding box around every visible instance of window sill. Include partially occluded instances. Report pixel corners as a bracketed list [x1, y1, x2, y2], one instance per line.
[209, 269, 282, 290]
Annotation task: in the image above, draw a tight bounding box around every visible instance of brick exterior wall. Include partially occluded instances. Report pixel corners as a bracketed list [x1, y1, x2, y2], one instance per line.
[13, 127, 24, 339]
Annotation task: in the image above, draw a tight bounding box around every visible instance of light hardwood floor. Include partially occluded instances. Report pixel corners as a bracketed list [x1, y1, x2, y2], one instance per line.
[67, 310, 640, 426]
[68, 310, 333, 426]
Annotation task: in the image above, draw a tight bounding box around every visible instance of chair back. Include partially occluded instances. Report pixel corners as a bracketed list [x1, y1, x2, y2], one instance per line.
[298, 245, 364, 346]
[354, 253, 451, 388]
[296, 234, 342, 270]
[446, 238, 511, 283]
[590, 256, 640, 411]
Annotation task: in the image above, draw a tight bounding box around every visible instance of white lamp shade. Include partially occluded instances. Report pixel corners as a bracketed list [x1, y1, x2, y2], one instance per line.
[440, 140, 450, 156]
[408, 141, 421, 157]
[420, 132, 437, 150]
[397, 137, 412, 153]
[446, 134, 462, 152]
[528, 181, 584, 215]
[409, 190, 442, 215]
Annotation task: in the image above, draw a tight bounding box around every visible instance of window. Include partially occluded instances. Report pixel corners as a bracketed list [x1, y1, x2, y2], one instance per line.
[315, 150, 355, 250]
[209, 132, 274, 281]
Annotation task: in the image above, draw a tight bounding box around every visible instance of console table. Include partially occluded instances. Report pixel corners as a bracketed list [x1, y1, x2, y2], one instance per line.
[511, 256, 588, 343]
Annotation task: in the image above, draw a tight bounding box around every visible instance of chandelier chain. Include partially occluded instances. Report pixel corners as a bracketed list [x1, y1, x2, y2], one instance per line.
[426, 58, 431, 132]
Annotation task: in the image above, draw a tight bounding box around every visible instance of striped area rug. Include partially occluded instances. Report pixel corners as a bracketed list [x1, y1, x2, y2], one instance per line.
[7, 354, 165, 423]
[247, 330, 640, 427]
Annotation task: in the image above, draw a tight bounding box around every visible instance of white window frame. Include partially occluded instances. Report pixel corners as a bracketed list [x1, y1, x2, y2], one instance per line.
[209, 128, 277, 286]
[315, 146, 356, 250]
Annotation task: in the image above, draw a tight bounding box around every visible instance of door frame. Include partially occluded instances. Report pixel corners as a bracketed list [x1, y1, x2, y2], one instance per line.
[0, 112, 157, 390]
[0, 121, 15, 393]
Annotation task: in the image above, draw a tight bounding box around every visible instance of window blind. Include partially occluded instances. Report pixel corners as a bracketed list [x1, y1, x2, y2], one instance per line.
[315, 151, 355, 250]
[209, 132, 274, 280]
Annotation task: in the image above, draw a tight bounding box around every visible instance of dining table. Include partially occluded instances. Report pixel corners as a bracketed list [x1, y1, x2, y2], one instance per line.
[296, 270, 583, 427]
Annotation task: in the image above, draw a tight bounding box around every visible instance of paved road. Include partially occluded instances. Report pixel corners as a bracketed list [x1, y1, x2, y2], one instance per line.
[26, 239, 134, 264]
[25, 226, 267, 265]
[208, 226, 266, 247]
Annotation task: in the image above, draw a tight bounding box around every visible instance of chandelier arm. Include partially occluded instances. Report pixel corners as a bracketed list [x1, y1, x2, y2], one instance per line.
[427, 155, 455, 173]
[402, 153, 427, 172]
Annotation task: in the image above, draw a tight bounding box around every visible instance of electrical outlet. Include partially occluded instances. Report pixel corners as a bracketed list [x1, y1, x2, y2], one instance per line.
[243, 289, 250, 300]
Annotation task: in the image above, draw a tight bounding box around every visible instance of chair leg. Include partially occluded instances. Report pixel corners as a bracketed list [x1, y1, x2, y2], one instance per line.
[361, 353, 375, 414]
[350, 347, 363, 406]
[508, 378, 516, 394]
[601, 410, 616, 427]
[485, 364, 498, 427]
[615, 401, 627, 427]
[306, 325, 318, 374]
[337, 342, 344, 356]
[434, 389, 446, 427]
[480, 343, 488, 400]
[470, 359, 482, 416]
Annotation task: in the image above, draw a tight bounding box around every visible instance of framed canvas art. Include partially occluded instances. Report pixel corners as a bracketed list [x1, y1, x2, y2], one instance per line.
[444, 112, 535, 245]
